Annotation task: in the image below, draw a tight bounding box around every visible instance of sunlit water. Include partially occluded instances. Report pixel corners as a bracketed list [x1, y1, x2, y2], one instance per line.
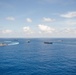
[0, 38, 76, 75]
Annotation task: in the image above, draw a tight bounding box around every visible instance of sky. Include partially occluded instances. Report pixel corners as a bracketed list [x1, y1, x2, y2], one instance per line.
[0, 0, 76, 38]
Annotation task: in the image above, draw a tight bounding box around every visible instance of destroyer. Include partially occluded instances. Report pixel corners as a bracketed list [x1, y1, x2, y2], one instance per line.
[44, 42, 53, 44]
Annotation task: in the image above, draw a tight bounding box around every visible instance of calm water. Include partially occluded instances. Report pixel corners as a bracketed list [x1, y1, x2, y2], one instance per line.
[0, 38, 76, 75]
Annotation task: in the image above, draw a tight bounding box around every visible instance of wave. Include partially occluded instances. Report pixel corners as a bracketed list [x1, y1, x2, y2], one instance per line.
[8, 42, 19, 46]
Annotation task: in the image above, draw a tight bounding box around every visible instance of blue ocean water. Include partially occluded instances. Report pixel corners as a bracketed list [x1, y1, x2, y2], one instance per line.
[0, 38, 76, 75]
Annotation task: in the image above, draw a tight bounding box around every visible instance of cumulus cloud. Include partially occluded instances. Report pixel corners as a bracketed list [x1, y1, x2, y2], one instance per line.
[43, 17, 55, 22]
[1, 29, 12, 34]
[38, 24, 55, 33]
[26, 18, 32, 22]
[23, 26, 34, 34]
[6, 17, 15, 21]
[60, 12, 76, 18]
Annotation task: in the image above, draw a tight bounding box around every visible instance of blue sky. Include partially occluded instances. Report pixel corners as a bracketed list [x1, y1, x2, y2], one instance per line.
[0, 0, 76, 38]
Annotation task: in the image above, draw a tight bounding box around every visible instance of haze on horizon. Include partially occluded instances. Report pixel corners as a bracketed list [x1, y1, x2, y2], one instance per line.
[0, 0, 76, 38]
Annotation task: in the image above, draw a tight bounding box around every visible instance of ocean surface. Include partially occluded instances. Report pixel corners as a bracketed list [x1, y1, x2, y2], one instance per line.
[0, 38, 76, 75]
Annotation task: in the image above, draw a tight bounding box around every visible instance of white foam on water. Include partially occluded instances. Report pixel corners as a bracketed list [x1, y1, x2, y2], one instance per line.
[8, 42, 19, 45]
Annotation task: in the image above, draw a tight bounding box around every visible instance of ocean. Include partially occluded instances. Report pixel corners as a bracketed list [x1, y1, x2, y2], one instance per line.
[0, 38, 76, 75]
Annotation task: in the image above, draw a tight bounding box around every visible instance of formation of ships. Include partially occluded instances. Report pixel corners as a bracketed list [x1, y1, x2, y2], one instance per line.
[0, 39, 64, 47]
[0, 40, 53, 47]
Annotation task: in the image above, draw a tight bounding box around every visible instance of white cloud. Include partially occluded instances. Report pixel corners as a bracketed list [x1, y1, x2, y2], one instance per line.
[6, 17, 15, 21]
[23, 26, 34, 34]
[43, 17, 55, 22]
[64, 28, 76, 34]
[26, 18, 32, 22]
[60, 12, 76, 18]
[66, 20, 76, 25]
[1, 29, 12, 34]
[38, 24, 55, 33]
